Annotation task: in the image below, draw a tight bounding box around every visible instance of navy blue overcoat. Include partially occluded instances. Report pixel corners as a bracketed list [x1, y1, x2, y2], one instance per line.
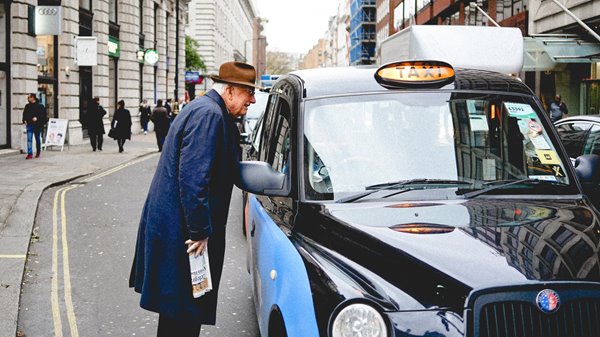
[129, 90, 239, 323]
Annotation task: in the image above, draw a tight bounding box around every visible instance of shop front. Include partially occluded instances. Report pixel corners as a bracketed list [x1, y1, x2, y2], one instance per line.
[36, 35, 58, 120]
[523, 35, 600, 115]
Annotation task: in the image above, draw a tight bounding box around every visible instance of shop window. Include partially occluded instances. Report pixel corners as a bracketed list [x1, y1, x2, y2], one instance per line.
[79, 0, 92, 10]
[0, 70, 7, 147]
[0, 4, 5, 63]
[37, 36, 55, 78]
[109, 0, 117, 23]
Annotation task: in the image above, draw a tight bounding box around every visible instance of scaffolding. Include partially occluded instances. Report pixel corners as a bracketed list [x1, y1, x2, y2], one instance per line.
[350, 0, 376, 65]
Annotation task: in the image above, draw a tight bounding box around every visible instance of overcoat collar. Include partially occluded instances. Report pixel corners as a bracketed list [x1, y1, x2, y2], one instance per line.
[205, 89, 230, 120]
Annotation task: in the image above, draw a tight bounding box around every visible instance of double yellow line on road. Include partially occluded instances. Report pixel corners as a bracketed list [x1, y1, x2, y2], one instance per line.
[51, 184, 80, 337]
[50, 154, 157, 337]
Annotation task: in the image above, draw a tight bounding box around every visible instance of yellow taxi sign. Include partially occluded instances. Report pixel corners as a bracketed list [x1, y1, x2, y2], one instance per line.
[375, 61, 455, 88]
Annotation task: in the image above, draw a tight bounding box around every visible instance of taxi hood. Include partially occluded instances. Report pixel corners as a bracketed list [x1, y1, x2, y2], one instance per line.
[303, 198, 600, 294]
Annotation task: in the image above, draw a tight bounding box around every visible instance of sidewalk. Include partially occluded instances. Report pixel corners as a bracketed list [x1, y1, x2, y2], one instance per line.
[0, 132, 159, 337]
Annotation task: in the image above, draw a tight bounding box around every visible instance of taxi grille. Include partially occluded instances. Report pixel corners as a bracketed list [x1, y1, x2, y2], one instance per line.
[468, 284, 600, 337]
[479, 299, 600, 337]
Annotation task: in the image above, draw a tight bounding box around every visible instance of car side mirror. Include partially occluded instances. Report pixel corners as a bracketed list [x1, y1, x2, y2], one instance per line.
[574, 154, 600, 186]
[237, 161, 289, 196]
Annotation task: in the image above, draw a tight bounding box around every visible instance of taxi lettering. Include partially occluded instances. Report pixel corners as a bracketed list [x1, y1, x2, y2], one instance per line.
[394, 65, 444, 79]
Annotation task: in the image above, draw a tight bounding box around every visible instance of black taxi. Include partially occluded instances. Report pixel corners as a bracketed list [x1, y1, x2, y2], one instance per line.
[237, 61, 600, 337]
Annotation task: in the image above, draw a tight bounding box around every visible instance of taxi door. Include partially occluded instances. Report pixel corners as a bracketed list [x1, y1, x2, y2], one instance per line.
[245, 80, 319, 337]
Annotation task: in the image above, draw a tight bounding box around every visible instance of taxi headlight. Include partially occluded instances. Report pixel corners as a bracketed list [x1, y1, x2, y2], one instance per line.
[331, 303, 388, 337]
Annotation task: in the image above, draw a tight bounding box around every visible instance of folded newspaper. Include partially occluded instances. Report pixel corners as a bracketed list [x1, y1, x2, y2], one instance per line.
[189, 252, 213, 298]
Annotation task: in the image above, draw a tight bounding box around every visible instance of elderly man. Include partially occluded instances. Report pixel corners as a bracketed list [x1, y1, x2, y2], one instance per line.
[129, 61, 259, 337]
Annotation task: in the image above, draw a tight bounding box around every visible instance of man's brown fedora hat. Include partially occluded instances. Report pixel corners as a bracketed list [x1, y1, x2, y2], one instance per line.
[210, 61, 262, 89]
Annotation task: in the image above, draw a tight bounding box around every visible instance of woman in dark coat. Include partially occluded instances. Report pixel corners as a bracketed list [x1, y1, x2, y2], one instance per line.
[110, 100, 132, 152]
[151, 99, 170, 152]
[87, 97, 107, 151]
[139, 99, 152, 134]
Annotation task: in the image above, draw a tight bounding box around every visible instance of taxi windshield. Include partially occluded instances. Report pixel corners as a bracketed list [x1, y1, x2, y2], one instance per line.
[302, 92, 576, 201]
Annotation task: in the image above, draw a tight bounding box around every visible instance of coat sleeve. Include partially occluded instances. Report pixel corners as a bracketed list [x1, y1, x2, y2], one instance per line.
[179, 111, 223, 240]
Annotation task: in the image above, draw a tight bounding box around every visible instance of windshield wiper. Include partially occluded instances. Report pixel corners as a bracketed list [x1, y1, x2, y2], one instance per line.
[336, 179, 470, 203]
[461, 178, 564, 199]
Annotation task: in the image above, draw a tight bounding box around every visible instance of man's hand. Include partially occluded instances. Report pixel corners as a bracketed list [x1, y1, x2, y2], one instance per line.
[185, 238, 208, 257]
[32, 117, 38, 122]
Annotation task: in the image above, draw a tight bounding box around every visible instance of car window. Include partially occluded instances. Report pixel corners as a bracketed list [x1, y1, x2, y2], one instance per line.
[246, 91, 268, 120]
[583, 124, 600, 156]
[555, 121, 591, 159]
[258, 96, 279, 162]
[268, 99, 291, 173]
[303, 92, 573, 201]
[251, 115, 263, 151]
[272, 117, 291, 173]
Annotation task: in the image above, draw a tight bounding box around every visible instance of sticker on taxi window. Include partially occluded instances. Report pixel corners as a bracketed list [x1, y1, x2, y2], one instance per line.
[529, 175, 558, 182]
[504, 102, 537, 119]
[529, 134, 551, 150]
[528, 120, 542, 134]
[548, 165, 565, 177]
[535, 149, 560, 165]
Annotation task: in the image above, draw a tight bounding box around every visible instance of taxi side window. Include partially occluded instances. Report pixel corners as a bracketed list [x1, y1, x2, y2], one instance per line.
[269, 101, 291, 173]
[258, 96, 279, 162]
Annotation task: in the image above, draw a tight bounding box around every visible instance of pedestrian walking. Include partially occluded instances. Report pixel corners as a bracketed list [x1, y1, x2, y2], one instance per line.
[129, 61, 259, 337]
[549, 94, 568, 122]
[22, 93, 47, 159]
[109, 100, 132, 153]
[139, 99, 152, 135]
[165, 98, 173, 119]
[87, 97, 107, 151]
[150, 99, 170, 152]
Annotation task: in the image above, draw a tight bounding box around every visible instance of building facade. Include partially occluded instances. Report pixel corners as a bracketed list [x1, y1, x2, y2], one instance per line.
[373, 0, 600, 116]
[1, 0, 187, 151]
[300, 38, 328, 69]
[185, 0, 263, 93]
[350, 0, 376, 65]
[528, 0, 600, 116]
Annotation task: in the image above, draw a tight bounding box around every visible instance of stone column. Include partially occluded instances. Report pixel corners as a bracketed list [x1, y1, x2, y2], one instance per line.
[10, 0, 38, 150]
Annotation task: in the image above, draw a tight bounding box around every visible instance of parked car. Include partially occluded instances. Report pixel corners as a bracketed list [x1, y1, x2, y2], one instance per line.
[554, 115, 600, 159]
[236, 61, 600, 337]
[554, 115, 600, 206]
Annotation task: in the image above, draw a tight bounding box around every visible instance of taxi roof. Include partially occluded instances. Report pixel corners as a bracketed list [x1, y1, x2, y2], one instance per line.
[290, 65, 533, 99]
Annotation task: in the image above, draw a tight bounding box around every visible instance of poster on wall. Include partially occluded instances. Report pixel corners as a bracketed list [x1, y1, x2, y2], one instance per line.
[43, 118, 68, 151]
[75, 37, 98, 66]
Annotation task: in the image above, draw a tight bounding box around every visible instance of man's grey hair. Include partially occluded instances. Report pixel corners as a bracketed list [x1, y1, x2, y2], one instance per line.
[212, 82, 232, 95]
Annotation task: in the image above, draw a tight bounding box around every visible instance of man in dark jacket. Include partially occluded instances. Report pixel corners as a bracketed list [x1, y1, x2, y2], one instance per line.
[150, 99, 170, 152]
[22, 93, 47, 159]
[129, 61, 259, 337]
[87, 97, 107, 151]
[549, 94, 568, 122]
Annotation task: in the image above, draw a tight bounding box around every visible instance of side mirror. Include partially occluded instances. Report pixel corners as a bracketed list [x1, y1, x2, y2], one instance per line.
[237, 161, 289, 196]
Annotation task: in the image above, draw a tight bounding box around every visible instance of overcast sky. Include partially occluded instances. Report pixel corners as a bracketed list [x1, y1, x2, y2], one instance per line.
[254, 0, 340, 54]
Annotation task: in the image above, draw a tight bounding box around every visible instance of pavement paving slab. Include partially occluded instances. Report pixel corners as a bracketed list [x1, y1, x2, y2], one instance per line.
[0, 132, 158, 337]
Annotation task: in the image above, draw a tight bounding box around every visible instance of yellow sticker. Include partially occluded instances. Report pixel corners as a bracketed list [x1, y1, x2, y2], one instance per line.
[536, 150, 560, 165]
[548, 165, 565, 177]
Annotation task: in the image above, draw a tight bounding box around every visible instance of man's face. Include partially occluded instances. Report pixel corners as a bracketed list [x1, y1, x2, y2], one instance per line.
[27, 95, 35, 104]
[224, 86, 256, 118]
